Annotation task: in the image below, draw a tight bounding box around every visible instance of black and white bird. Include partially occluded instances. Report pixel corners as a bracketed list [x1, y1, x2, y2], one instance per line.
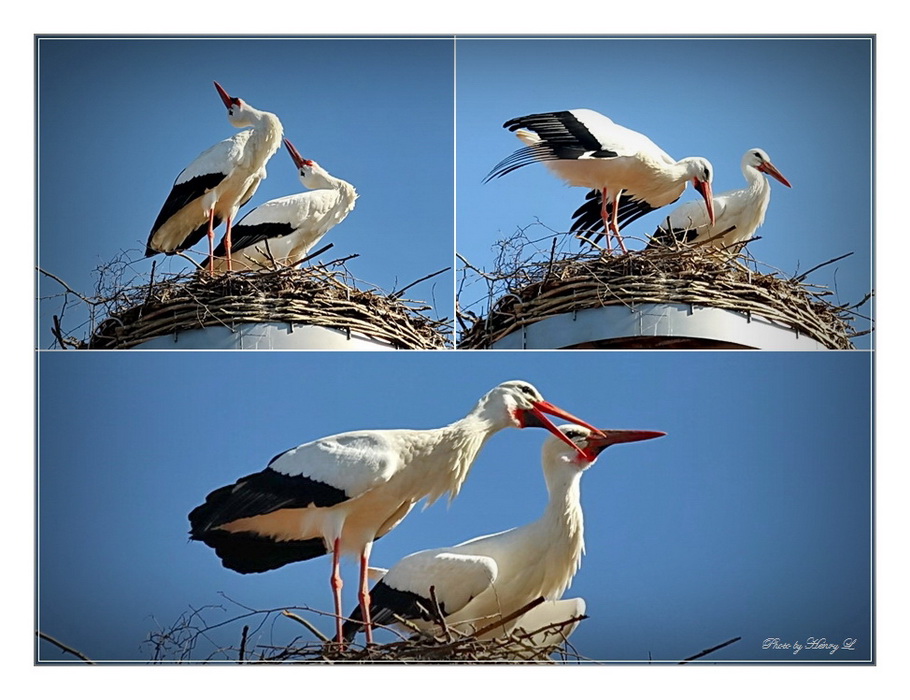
[188, 381, 603, 645]
[341, 425, 665, 644]
[644, 148, 791, 254]
[146, 82, 283, 272]
[485, 109, 714, 254]
[208, 139, 357, 272]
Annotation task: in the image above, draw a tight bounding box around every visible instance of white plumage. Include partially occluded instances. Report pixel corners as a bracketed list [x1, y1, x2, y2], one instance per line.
[209, 138, 357, 272]
[342, 425, 665, 644]
[486, 109, 714, 254]
[147, 82, 283, 272]
[188, 380, 603, 645]
[505, 598, 587, 657]
[646, 148, 791, 254]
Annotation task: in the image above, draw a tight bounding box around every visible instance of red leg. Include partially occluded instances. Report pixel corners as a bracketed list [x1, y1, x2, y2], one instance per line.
[611, 189, 629, 254]
[331, 540, 344, 645]
[600, 188, 612, 254]
[207, 208, 216, 273]
[224, 215, 233, 272]
[358, 544, 374, 645]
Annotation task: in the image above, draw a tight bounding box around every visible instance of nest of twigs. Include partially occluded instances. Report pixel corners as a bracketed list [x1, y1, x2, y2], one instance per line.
[81, 265, 451, 349]
[278, 622, 585, 664]
[137, 598, 587, 664]
[459, 245, 867, 350]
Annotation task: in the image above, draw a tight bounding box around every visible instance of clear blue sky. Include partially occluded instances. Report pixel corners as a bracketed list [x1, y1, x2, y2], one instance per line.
[37, 350, 872, 663]
[456, 37, 874, 348]
[37, 37, 455, 347]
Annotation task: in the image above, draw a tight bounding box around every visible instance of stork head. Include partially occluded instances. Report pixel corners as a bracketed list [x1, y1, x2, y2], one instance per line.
[684, 157, 716, 226]
[283, 138, 323, 186]
[479, 380, 603, 457]
[744, 148, 792, 188]
[214, 81, 255, 128]
[543, 424, 666, 473]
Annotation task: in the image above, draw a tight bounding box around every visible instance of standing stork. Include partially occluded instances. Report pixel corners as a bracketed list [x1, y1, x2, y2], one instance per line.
[342, 425, 665, 644]
[485, 109, 714, 254]
[645, 148, 791, 254]
[188, 381, 603, 646]
[207, 139, 357, 272]
[146, 82, 283, 272]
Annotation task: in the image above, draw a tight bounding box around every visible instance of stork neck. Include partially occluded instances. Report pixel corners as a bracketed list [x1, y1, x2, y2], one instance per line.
[525, 464, 585, 592]
[541, 464, 584, 526]
[245, 110, 284, 167]
[411, 411, 508, 507]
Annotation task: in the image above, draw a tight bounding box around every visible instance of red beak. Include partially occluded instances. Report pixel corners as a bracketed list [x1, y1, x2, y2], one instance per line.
[283, 138, 309, 169]
[522, 401, 605, 456]
[758, 161, 792, 188]
[213, 81, 235, 109]
[582, 429, 666, 460]
[694, 179, 716, 225]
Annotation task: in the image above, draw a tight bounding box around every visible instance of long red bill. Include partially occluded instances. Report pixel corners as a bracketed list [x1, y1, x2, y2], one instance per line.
[528, 401, 605, 456]
[284, 138, 308, 169]
[759, 162, 792, 188]
[213, 81, 235, 109]
[581, 429, 666, 461]
[695, 179, 716, 225]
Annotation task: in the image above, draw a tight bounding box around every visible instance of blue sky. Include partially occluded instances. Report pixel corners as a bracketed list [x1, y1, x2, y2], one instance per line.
[37, 37, 455, 348]
[456, 37, 874, 348]
[37, 350, 871, 663]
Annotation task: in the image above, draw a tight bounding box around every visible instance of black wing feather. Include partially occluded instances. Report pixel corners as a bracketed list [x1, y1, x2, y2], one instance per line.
[342, 580, 442, 642]
[193, 529, 328, 573]
[212, 221, 296, 257]
[188, 468, 349, 534]
[147, 172, 227, 254]
[569, 190, 661, 245]
[485, 111, 619, 182]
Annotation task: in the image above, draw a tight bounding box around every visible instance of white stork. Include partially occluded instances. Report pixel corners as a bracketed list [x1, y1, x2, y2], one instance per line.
[207, 138, 357, 272]
[146, 81, 283, 272]
[645, 148, 791, 254]
[341, 425, 665, 644]
[188, 380, 603, 646]
[485, 109, 715, 254]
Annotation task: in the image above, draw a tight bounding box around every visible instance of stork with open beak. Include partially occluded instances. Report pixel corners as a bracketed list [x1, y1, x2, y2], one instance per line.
[188, 381, 604, 646]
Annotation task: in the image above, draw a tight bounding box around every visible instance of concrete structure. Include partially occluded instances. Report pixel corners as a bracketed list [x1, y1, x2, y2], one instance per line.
[488, 303, 828, 350]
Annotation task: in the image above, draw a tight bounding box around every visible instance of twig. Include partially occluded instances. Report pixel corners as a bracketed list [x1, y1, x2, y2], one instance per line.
[678, 636, 742, 664]
[299, 242, 335, 265]
[470, 596, 546, 640]
[428, 585, 452, 643]
[281, 610, 330, 643]
[238, 625, 249, 662]
[36, 631, 95, 664]
[51, 315, 68, 349]
[37, 267, 94, 304]
[793, 252, 854, 282]
[391, 267, 452, 300]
